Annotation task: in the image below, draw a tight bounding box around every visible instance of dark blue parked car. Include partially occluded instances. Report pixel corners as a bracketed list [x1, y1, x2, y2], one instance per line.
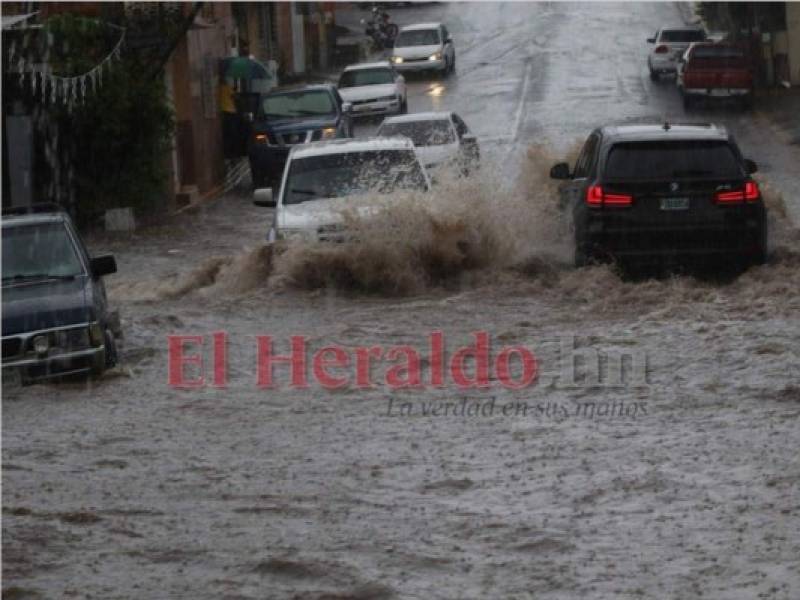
[248, 84, 354, 188]
[1, 205, 119, 384]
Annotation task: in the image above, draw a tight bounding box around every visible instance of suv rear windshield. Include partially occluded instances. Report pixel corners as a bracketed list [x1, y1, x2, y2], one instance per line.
[2, 222, 84, 284]
[378, 120, 455, 146]
[284, 150, 428, 205]
[263, 90, 335, 119]
[396, 29, 440, 47]
[660, 29, 705, 43]
[604, 141, 742, 180]
[339, 68, 395, 88]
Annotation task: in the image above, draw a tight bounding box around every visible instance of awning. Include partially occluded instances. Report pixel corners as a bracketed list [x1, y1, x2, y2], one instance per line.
[2, 12, 38, 30]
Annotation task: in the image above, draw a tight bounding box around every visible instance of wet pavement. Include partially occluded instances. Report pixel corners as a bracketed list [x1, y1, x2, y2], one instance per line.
[3, 3, 800, 599]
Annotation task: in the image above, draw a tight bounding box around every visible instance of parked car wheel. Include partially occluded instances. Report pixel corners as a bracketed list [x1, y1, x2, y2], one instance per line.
[400, 98, 408, 114]
[649, 67, 659, 81]
[104, 330, 118, 369]
[682, 93, 694, 110]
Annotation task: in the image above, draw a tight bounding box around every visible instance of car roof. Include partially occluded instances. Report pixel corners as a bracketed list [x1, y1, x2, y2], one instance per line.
[399, 22, 442, 32]
[290, 137, 416, 160]
[600, 123, 729, 143]
[381, 112, 453, 125]
[1, 212, 67, 227]
[343, 61, 393, 72]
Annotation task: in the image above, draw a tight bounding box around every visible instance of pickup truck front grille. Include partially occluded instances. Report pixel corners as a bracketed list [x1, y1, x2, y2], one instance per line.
[276, 131, 313, 146]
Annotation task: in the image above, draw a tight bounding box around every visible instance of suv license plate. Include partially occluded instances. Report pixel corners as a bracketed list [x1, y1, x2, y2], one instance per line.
[660, 197, 690, 211]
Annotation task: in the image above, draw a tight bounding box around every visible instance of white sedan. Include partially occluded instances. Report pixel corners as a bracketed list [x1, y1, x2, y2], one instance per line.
[376, 112, 479, 175]
[337, 62, 407, 117]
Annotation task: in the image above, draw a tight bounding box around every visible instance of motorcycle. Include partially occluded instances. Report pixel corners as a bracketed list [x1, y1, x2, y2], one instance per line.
[361, 6, 399, 51]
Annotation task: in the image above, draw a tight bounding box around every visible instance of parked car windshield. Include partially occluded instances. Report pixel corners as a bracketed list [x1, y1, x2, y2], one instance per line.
[262, 90, 335, 118]
[378, 120, 455, 146]
[2, 222, 84, 283]
[604, 141, 742, 180]
[396, 29, 440, 47]
[284, 150, 428, 205]
[660, 29, 705, 43]
[339, 68, 395, 88]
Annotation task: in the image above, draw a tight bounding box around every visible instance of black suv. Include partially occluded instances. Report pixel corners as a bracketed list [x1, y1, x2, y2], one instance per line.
[249, 84, 354, 188]
[550, 123, 767, 269]
[2, 206, 119, 384]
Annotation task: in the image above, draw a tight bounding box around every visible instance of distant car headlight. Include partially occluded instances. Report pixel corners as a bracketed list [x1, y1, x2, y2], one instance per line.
[429, 52, 442, 61]
[320, 127, 337, 140]
[253, 133, 270, 145]
[391, 56, 403, 64]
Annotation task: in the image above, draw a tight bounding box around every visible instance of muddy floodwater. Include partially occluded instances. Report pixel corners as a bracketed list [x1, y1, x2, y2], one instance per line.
[4, 145, 800, 599]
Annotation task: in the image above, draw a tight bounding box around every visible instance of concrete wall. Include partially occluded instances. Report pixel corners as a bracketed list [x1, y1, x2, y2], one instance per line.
[788, 2, 800, 84]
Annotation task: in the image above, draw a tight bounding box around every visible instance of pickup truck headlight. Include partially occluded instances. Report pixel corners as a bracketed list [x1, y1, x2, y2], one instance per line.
[320, 127, 337, 140]
[55, 327, 92, 350]
[429, 52, 442, 61]
[391, 56, 403, 64]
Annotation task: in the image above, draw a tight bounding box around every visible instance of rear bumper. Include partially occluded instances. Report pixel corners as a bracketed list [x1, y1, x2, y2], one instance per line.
[578, 209, 766, 263]
[649, 58, 678, 73]
[684, 87, 751, 97]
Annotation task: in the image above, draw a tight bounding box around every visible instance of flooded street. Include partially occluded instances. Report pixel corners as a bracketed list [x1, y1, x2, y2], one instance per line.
[4, 2, 800, 599]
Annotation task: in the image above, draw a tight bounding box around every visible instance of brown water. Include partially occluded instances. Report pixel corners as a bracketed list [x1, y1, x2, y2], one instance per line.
[4, 146, 800, 599]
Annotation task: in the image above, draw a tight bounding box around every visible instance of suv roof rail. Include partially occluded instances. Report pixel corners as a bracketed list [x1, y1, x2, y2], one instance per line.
[2, 203, 64, 217]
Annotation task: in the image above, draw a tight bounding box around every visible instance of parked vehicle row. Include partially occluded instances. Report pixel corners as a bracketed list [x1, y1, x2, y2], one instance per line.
[647, 25, 755, 110]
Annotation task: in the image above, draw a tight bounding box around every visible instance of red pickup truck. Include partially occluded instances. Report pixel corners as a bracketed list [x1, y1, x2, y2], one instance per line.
[678, 43, 755, 110]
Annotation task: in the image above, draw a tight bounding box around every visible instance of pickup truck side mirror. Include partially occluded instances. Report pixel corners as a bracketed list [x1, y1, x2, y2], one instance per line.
[647, 37, 656, 44]
[90, 254, 117, 278]
[549, 162, 571, 180]
[253, 188, 276, 208]
[744, 159, 758, 174]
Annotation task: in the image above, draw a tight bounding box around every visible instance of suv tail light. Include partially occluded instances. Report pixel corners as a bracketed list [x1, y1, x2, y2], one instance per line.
[586, 185, 633, 207]
[714, 181, 760, 204]
[655, 45, 670, 54]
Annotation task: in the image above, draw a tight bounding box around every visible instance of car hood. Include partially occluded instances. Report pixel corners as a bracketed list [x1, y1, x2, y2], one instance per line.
[339, 84, 398, 102]
[394, 44, 442, 60]
[258, 116, 338, 134]
[1, 276, 94, 336]
[278, 197, 388, 231]
[415, 143, 460, 168]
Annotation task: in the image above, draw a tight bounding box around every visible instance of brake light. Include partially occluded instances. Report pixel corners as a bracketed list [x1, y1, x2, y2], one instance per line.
[655, 45, 670, 54]
[254, 133, 269, 144]
[714, 181, 760, 204]
[586, 185, 633, 207]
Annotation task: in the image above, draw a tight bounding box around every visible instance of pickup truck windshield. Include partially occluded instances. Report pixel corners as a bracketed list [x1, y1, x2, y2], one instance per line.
[605, 141, 742, 180]
[378, 120, 455, 146]
[2, 222, 84, 284]
[339, 69, 395, 88]
[284, 150, 427, 205]
[396, 29, 440, 47]
[263, 90, 335, 118]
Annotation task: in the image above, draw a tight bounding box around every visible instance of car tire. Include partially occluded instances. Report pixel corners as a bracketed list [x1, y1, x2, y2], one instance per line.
[400, 98, 408, 114]
[104, 330, 118, 369]
[649, 67, 659, 82]
[449, 55, 456, 75]
[682, 93, 693, 111]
